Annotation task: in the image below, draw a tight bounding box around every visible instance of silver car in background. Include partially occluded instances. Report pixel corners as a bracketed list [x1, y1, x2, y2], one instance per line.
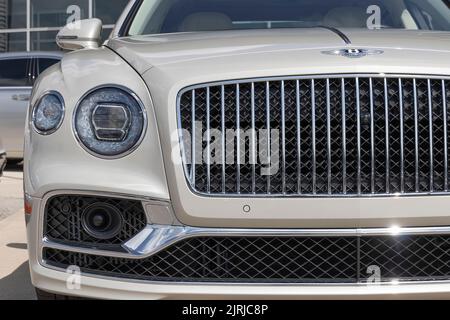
[0, 52, 62, 161]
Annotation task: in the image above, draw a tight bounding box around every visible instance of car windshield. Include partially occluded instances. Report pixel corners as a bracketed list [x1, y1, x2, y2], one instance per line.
[128, 0, 450, 35]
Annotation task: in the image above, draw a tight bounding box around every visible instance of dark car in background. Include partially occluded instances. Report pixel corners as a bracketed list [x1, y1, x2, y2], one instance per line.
[0, 52, 63, 161]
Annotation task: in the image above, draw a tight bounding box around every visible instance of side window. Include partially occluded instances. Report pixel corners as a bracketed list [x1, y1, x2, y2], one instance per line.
[37, 58, 60, 75]
[0, 58, 29, 87]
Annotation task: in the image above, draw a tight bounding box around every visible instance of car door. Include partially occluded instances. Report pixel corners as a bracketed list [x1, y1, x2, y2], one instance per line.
[0, 57, 32, 159]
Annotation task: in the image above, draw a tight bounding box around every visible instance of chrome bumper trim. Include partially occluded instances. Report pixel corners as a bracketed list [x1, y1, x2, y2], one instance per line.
[41, 225, 450, 260]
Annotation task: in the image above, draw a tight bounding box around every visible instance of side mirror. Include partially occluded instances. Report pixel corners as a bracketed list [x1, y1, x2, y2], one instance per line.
[56, 18, 102, 51]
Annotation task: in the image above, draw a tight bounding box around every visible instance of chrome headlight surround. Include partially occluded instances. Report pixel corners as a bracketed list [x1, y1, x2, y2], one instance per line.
[31, 91, 65, 135]
[73, 85, 147, 159]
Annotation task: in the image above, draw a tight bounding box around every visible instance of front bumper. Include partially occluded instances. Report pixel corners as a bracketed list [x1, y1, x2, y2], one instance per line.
[28, 191, 450, 299]
[0, 153, 6, 176]
[29, 261, 450, 300]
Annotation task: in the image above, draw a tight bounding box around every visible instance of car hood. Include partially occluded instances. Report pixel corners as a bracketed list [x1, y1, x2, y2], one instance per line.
[107, 28, 450, 77]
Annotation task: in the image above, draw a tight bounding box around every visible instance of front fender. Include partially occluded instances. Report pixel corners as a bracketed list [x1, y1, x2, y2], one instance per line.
[24, 47, 169, 201]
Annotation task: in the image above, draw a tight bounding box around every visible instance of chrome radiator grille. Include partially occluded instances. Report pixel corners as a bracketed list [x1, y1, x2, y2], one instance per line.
[178, 75, 450, 196]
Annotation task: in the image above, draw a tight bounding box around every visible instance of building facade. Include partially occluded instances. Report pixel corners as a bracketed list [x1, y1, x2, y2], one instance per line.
[0, 0, 129, 52]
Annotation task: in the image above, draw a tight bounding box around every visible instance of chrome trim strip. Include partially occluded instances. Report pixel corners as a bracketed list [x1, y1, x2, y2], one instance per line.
[356, 77, 361, 195]
[414, 79, 420, 193]
[311, 79, 317, 194]
[41, 225, 450, 260]
[296, 80, 302, 194]
[206, 87, 211, 194]
[384, 78, 390, 193]
[177, 74, 450, 93]
[326, 79, 332, 195]
[428, 79, 434, 192]
[399, 78, 405, 193]
[369, 78, 375, 194]
[342, 78, 347, 194]
[221, 85, 226, 193]
[236, 83, 241, 194]
[0, 86, 33, 90]
[281, 80, 287, 194]
[443, 79, 449, 192]
[251, 83, 257, 194]
[191, 90, 196, 185]
[266, 81, 271, 193]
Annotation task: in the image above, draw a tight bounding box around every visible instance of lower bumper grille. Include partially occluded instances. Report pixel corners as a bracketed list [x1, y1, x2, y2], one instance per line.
[43, 234, 450, 283]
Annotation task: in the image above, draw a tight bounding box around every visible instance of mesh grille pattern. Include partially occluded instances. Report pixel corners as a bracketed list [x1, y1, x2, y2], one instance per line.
[44, 196, 147, 245]
[178, 75, 450, 196]
[44, 234, 450, 283]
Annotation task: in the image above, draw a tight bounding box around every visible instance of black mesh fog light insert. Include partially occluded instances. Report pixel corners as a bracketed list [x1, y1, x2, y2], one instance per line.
[44, 195, 147, 246]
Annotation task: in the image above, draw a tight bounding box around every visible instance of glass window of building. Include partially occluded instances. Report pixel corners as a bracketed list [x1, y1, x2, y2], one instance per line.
[0, 32, 27, 52]
[31, 0, 89, 28]
[31, 30, 59, 51]
[0, 0, 27, 29]
[0, 0, 129, 53]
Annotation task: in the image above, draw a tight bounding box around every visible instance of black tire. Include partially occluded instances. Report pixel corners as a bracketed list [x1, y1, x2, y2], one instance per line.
[35, 288, 85, 300]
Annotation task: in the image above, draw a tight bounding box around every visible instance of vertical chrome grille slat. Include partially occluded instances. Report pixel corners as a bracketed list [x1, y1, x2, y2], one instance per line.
[384, 78, 390, 194]
[311, 79, 317, 194]
[296, 80, 302, 194]
[428, 79, 434, 192]
[251, 82, 257, 194]
[413, 79, 419, 193]
[206, 87, 211, 193]
[399, 78, 405, 193]
[221, 85, 226, 193]
[191, 89, 196, 186]
[281, 81, 287, 194]
[369, 78, 375, 194]
[443, 80, 449, 192]
[236, 84, 241, 194]
[326, 79, 332, 195]
[341, 78, 347, 194]
[266, 81, 271, 193]
[178, 75, 450, 197]
[356, 78, 362, 195]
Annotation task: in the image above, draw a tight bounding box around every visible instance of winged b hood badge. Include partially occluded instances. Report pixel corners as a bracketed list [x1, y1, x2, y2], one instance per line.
[322, 48, 384, 58]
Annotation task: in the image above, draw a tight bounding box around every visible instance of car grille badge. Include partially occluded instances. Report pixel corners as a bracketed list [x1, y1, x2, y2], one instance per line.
[322, 48, 384, 58]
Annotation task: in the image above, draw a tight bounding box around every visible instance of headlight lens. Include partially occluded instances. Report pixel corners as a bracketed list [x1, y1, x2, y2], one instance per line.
[74, 86, 146, 158]
[32, 92, 65, 134]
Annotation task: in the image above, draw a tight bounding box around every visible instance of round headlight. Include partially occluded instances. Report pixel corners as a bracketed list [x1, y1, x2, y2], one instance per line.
[74, 86, 146, 158]
[32, 92, 65, 135]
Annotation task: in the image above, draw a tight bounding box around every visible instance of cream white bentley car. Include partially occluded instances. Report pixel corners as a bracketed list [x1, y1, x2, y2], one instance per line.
[26, 0, 450, 300]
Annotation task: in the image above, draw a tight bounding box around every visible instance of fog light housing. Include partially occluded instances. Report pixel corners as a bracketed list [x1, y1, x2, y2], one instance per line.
[81, 203, 123, 240]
